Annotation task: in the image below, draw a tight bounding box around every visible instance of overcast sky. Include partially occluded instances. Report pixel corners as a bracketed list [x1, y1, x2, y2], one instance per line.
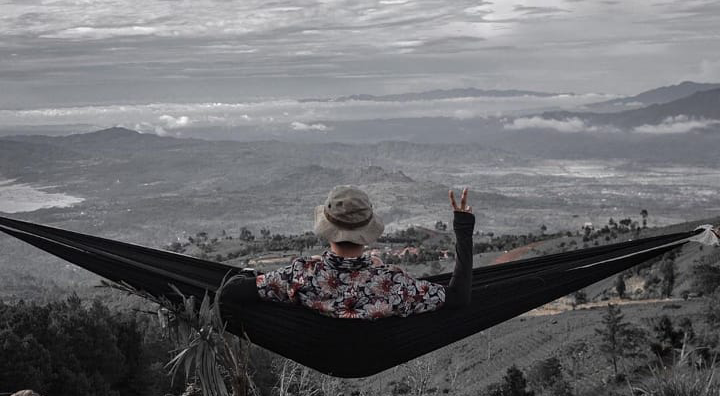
[1, 0, 719, 116]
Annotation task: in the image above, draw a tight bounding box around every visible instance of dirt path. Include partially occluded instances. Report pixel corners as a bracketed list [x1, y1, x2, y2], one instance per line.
[526, 297, 685, 316]
[491, 241, 544, 264]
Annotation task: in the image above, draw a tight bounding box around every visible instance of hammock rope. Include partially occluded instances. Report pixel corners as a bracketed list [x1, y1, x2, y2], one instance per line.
[0, 216, 711, 378]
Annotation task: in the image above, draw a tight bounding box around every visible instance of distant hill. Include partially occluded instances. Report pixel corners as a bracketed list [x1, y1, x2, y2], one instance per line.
[543, 87, 720, 129]
[0, 139, 88, 171]
[3, 127, 196, 153]
[266, 165, 415, 194]
[586, 81, 720, 112]
[301, 87, 560, 102]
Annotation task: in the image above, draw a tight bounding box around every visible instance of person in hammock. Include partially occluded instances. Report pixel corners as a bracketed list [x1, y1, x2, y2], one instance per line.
[221, 185, 474, 319]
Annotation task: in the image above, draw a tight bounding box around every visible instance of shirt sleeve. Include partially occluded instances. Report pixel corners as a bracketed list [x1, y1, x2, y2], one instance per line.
[256, 258, 305, 303]
[388, 265, 446, 316]
[444, 211, 475, 308]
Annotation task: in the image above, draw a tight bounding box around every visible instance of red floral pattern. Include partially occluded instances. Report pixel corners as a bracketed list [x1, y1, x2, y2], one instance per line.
[256, 251, 445, 319]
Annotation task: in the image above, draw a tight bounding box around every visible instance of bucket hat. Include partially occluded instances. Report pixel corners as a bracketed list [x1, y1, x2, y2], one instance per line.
[313, 185, 384, 245]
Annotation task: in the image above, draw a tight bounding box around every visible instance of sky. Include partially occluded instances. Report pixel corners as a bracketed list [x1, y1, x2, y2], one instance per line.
[1, 0, 719, 130]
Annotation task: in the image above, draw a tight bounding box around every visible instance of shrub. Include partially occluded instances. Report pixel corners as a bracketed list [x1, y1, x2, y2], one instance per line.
[705, 291, 720, 326]
[650, 315, 687, 364]
[527, 357, 573, 396]
[485, 365, 534, 396]
[692, 264, 720, 296]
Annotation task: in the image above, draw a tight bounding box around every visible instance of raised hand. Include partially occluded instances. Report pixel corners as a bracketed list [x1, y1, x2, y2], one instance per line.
[449, 187, 472, 213]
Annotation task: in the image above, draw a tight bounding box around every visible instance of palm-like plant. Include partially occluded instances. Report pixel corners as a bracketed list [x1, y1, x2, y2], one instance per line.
[105, 276, 254, 396]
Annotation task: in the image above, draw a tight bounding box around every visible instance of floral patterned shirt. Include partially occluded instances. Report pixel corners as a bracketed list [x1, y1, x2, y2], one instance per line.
[256, 251, 445, 319]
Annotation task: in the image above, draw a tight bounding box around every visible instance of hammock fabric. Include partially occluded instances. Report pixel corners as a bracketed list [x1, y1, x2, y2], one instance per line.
[0, 216, 706, 378]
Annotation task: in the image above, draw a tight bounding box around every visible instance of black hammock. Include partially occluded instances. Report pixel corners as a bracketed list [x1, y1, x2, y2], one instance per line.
[0, 216, 705, 378]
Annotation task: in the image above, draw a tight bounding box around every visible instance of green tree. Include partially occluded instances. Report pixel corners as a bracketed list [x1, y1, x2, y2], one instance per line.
[692, 262, 720, 295]
[650, 315, 685, 362]
[704, 290, 720, 325]
[434, 221, 447, 231]
[641, 209, 648, 228]
[615, 275, 626, 299]
[564, 341, 590, 379]
[0, 295, 176, 396]
[619, 218, 632, 231]
[0, 330, 52, 392]
[239, 227, 254, 242]
[527, 357, 572, 396]
[486, 365, 535, 396]
[571, 290, 587, 309]
[660, 258, 676, 297]
[595, 304, 646, 379]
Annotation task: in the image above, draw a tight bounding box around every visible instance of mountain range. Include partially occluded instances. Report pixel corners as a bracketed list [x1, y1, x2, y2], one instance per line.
[585, 81, 720, 112]
[2, 81, 720, 170]
[541, 87, 720, 130]
[301, 87, 561, 102]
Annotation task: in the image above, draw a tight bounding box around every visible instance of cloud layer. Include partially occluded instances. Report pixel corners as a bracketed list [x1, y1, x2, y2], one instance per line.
[290, 121, 331, 132]
[0, 93, 608, 132]
[1, 0, 720, 110]
[634, 115, 720, 134]
[504, 116, 597, 133]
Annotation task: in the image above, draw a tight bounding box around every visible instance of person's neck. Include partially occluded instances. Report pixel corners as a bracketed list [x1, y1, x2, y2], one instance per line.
[329, 245, 364, 258]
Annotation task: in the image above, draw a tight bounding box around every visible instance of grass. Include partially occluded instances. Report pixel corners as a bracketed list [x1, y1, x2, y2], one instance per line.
[631, 365, 720, 396]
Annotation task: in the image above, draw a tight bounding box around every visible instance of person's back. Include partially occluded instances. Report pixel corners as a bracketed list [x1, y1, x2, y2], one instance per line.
[222, 185, 474, 319]
[256, 250, 445, 319]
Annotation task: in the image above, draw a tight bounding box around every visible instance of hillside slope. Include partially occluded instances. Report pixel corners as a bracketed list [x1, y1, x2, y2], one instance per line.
[586, 81, 720, 112]
[544, 88, 720, 129]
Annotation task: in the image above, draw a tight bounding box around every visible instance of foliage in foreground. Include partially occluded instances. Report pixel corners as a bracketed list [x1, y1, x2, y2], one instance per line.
[632, 365, 720, 396]
[0, 294, 177, 396]
[160, 281, 252, 396]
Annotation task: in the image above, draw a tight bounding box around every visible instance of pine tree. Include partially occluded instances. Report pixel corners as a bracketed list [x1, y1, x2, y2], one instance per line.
[595, 304, 646, 379]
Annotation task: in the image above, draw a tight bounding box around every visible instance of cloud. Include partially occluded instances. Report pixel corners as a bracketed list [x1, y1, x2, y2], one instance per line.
[158, 114, 191, 129]
[127, 115, 189, 136]
[2, 0, 720, 107]
[504, 116, 596, 133]
[290, 121, 331, 132]
[43, 26, 160, 40]
[684, 58, 720, 82]
[633, 115, 720, 134]
[414, 35, 486, 54]
[130, 122, 170, 136]
[379, 0, 411, 5]
[512, 5, 571, 15]
[0, 93, 613, 130]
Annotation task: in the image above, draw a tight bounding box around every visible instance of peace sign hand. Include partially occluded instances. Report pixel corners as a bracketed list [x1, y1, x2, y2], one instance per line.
[449, 188, 472, 213]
